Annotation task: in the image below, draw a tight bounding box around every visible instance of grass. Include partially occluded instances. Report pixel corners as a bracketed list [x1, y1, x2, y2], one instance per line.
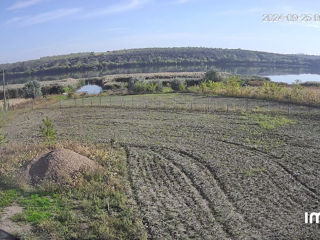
[0, 189, 20, 208]
[190, 79, 320, 107]
[0, 142, 147, 240]
[13, 194, 65, 224]
[241, 113, 295, 130]
[243, 167, 267, 177]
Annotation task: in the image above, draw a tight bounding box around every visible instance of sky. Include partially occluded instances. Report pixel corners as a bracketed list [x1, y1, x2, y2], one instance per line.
[0, 0, 320, 64]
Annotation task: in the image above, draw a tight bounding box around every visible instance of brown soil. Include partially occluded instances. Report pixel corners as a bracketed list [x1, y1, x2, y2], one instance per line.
[0, 205, 30, 238]
[22, 148, 101, 185]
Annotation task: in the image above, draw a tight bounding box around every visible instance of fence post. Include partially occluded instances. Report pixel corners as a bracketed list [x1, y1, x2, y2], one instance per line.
[100, 96, 102, 106]
[246, 98, 249, 112]
[59, 100, 62, 109]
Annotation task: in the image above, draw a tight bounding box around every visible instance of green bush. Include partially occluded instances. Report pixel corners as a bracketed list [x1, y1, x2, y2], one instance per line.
[127, 78, 138, 94]
[40, 117, 56, 146]
[225, 76, 241, 95]
[171, 79, 186, 91]
[204, 70, 222, 82]
[23, 80, 42, 99]
[129, 79, 163, 94]
[41, 85, 64, 96]
[155, 81, 163, 92]
[76, 79, 86, 89]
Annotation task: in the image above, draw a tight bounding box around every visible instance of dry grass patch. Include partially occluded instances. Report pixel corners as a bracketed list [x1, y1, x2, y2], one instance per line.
[0, 141, 147, 240]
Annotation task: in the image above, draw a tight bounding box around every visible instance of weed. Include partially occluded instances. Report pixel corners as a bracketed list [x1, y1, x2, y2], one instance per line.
[242, 113, 295, 130]
[2, 142, 147, 239]
[13, 194, 65, 224]
[0, 129, 6, 145]
[243, 167, 267, 177]
[0, 189, 20, 208]
[40, 117, 56, 146]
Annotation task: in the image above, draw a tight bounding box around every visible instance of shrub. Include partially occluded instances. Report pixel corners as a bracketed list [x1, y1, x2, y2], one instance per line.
[225, 76, 241, 96]
[67, 92, 75, 99]
[128, 78, 163, 94]
[41, 85, 64, 96]
[23, 80, 42, 99]
[76, 80, 86, 89]
[155, 81, 163, 92]
[171, 79, 186, 91]
[128, 78, 138, 94]
[204, 70, 222, 82]
[40, 117, 56, 146]
[63, 85, 74, 93]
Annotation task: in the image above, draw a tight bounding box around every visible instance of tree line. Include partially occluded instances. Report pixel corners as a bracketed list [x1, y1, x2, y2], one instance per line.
[2, 48, 320, 83]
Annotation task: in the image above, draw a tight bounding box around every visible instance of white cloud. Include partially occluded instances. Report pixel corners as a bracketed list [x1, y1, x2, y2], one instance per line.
[6, 8, 82, 26]
[83, 0, 150, 18]
[7, 0, 45, 11]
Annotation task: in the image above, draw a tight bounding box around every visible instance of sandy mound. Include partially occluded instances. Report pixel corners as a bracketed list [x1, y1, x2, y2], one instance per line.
[23, 148, 101, 185]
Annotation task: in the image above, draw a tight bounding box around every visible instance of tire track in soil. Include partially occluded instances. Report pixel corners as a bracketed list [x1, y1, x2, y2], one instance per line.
[151, 154, 216, 239]
[124, 145, 232, 240]
[123, 140, 320, 239]
[123, 142, 263, 239]
[153, 152, 230, 240]
[197, 136, 319, 209]
[208, 138, 320, 202]
[151, 147, 263, 239]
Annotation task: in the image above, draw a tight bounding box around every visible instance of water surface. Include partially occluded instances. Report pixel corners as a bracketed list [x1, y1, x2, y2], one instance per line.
[77, 84, 102, 95]
[266, 74, 320, 84]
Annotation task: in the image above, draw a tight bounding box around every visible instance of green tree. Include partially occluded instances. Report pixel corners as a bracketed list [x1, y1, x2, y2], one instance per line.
[40, 117, 56, 146]
[204, 70, 222, 82]
[23, 80, 42, 99]
[171, 79, 186, 91]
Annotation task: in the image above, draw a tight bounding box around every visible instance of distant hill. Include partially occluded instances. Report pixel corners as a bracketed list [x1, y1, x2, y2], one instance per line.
[1, 48, 320, 81]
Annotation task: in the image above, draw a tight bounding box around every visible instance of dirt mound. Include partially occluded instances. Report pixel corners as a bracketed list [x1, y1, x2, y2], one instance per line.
[23, 148, 101, 185]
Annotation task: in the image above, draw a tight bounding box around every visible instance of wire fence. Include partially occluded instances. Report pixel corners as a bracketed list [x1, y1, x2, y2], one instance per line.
[51, 94, 320, 116]
[2, 94, 319, 116]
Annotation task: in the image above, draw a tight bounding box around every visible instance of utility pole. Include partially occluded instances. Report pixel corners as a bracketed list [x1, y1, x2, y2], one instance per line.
[6, 82, 10, 110]
[2, 70, 6, 111]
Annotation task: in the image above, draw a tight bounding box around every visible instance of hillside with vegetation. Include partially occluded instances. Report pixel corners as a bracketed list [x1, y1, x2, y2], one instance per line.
[2, 48, 320, 82]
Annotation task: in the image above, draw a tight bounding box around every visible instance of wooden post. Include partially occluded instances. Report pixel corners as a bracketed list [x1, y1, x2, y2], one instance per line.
[2, 70, 6, 111]
[6, 82, 10, 110]
[246, 98, 249, 112]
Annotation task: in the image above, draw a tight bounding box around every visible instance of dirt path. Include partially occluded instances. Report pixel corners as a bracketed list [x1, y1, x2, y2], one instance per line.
[0, 205, 31, 237]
